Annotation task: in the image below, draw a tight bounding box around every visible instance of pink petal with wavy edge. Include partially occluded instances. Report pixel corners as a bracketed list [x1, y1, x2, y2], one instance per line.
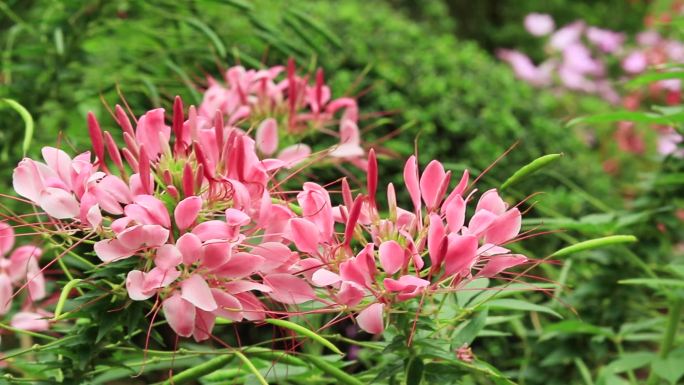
[133, 195, 171, 228]
[264, 274, 315, 304]
[420, 160, 446, 210]
[312, 269, 341, 286]
[38, 187, 79, 219]
[192, 220, 233, 241]
[13, 159, 45, 203]
[444, 234, 478, 277]
[26, 258, 45, 300]
[476, 189, 506, 215]
[201, 241, 233, 270]
[357, 303, 384, 334]
[175, 196, 202, 231]
[215, 252, 264, 278]
[0, 222, 15, 256]
[288, 218, 320, 254]
[136, 108, 170, 159]
[478, 254, 527, 278]
[255, 118, 279, 156]
[298, 183, 334, 242]
[225, 208, 250, 226]
[0, 274, 12, 315]
[484, 208, 522, 245]
[329, 143, 364, 158]
[251, 242, 295, 273]
[144, 267, 180, 291]
[445, 195, 466, 232]
[403, 156, 421, 214]
[181, 274, 217, 311]
[467, 209, 498, 236]
[234, 292, 267, 321]
[8, 246, 41, 283]
[10, 311, 49, 331]
[41, 147, 72, 189]
[277, 144, 311, 168]
[383, 275, 430, 301]
[126, 270, 155, 300]
[163, 293, 195, 337]
[224, 280, 272, 294]
[193, 309, 216, 342]
[176, 233, 202, 265]
[211, 289, 244, 321]
[337, 282, 365, 306]
[378, 240, 404, 275]
[94, 239, 135, 262]
[155, 244, 182, 269]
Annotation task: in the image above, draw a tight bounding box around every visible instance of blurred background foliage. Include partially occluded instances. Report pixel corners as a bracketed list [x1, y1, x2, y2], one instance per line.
[1, 1, 682, 384]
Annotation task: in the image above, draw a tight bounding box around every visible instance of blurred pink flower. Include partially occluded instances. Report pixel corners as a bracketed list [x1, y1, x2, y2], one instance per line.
[524, 13, 555, 36]
[622, 51, 648, 74]
[550, 21, 585, 51]
[586, 27, 625, 53]
[497, 49, 552, 86]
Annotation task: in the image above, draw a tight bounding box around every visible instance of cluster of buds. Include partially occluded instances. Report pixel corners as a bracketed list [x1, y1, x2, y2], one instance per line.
[6, 63, 531, 341]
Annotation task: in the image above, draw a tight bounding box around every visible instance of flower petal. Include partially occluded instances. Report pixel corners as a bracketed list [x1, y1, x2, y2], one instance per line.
[356, 303, 384, 334]
[163, 293, 196, 337]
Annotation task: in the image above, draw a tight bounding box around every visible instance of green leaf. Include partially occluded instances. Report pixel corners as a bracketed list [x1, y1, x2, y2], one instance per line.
[542, 320, 614, 340]
[453, 308, 489, 348]
[456, 278, 489, 307]
[486, 299, 562, 319]
[405, 356, 424, 385]
[652, 354, 684, 385]
[568, 111, 684, 126]
[500, 153, 562, 190]
[264, 318, 343, 355]
[0, 98, 34, 155]
[618, 278, 684, 288]
[607, 352, 655, 373]
[627, 71, 684, 88]
[551, 235, 637, 257]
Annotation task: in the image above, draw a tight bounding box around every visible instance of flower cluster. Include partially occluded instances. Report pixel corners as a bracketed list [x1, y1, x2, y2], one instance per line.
[0, 222, 50, 331]
[199, 59, 363, 168]
[498, 13, 684, 158]
[7, 63, 531, 342]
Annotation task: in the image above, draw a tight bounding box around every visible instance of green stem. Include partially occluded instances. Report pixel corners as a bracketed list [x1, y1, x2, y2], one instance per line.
[155, 353, 234, 385]
[646, 296, 683, 385]
[0, 323, 57, 341]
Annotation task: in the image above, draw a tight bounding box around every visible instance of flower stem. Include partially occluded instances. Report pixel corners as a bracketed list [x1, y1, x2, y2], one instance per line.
[646, 295, 683, 385]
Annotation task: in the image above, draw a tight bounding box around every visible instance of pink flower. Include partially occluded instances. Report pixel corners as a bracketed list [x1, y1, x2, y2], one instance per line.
[549, 21, 585, 51]
[524, 13, 555, 36]
[622, 51, 648, 74]
[497, 50, 552, 86]
[586, 27, 625, 53]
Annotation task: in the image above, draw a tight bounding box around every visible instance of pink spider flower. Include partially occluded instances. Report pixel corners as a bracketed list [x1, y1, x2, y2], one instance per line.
[198, 59, 363, 167]
[288, 150, 529, 334]
[0, 222, 50, 331]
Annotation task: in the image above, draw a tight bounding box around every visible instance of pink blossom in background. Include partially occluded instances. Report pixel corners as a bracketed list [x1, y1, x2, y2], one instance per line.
[622, 51, 648, 74]
[497, 49, 552, 86]
[550, 21, 585, 51]
[586, 27, 625, 53]
[657, 128, 684, 157]
[637, 30, 661, 46]
[524, 13, 555, 36]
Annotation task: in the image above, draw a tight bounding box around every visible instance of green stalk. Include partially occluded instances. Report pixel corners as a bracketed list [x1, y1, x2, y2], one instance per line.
[157, 354, 234, 385]
[646, 296, 683, 385]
